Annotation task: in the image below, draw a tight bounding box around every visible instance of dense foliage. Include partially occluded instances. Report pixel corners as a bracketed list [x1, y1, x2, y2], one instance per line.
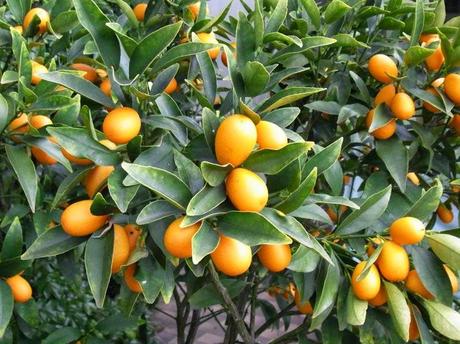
[0, 0, 459, 343]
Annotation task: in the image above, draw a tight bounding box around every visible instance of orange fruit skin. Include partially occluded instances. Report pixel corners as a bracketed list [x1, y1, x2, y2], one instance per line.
[437, 204, 454, 224]
[369, 285, 387, 307]
[188, 2, 207, 20]
[60, 200, 109, 237]
[99, 139, 117, 150]
[215, 114, 257, 166]
[23, 8, 49, 34]
[390, 93, 415, 120]
[367, 237, 384, 257]
[377, 241, 409, 282]
[5, 275, 32, 303]
[389, 217, 425, 245]
[197, 32, 219, 60]
[163, 217, 201, 259]
[62, 148, 92, 165]
[257, 244, 291, 272]
[31, 61, 48, 85]
[211, 235, 252, 277]
[374, 84, 396, 106]
[85, 165, 115, 198]
[409, 311, 420, 341]
[124, 224, 141, 252]
[133, 3, 148, 21]
[294, 288, 313, 314]
[29, 115, 52, 129]
[112, 224, 130, 273]
[444, 265, 459, 293]
[406, 172, 420, 185]
[102, 107, 141, 144]
[221, 42, 236, 66]
[425, 38, 444, 72]
[164, 78, 178, 94]
[31, 137, 58, 165]
[351, 261, 381, 300]
[71, 63, 98, 83]
[444, 74, 460, 105]
[451, 114, 460, 135]
[124, 264, 142, 293]
[326, 207, 338, 223]
[226, 168, 268, 212]
[100, 79, 112, 97]
[13, 25, 23, 34]
[368, 54, 398, 84]
[8, 113, 29, 133]
[423, 87, 441, 113]
[420, 34, 439, 43]
[256, 121, 288, 150]
[366, 109, 397, 140]
[432, 77, 445, 88]
[406, 269, 432, 299]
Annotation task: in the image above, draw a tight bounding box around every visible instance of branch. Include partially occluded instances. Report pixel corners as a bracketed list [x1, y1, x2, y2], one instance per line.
[267, 320, 308, 344]
[208, 262, 253, 344]
[255, 302, 295, 337]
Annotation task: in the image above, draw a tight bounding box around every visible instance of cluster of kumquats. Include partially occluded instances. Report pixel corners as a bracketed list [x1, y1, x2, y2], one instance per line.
[365, 34, 460, 141]
[351, 217, 458, 341]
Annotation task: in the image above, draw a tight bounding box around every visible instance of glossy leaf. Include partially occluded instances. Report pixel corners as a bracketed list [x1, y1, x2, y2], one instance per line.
[421, 299, 460, 340]
[108, 168, 139, 213]
[1, 218, 23, 260]
[186, 185, 226, 216]
[257, 87, 325, 112]
[275, 168, 317, 214]
[426, 234, 460, 271]
[384, 281, 410, 341]
[0, 280, 13, 338]
[376, 138, 408, 192]
[192, 222, 219, 264]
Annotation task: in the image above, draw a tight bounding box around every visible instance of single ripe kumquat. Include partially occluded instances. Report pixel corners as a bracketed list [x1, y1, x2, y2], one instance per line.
[257, 244, 291, 272]
[61, 200, 109, 237]
[437, 204, 454, 224]
[23, 8, 49, 34]
[133, 3, 148, 21]
[389, 217, 425, 245]
[294, 288, 313, 314]
[226, 168, 268, 212]
[102, 107, 141, 144]
[374, 84, 396, 106]
[424, 38, 444, 72]
[406, 269, 432, 299]
[164, 78, 178, 94]
[366, 109, 397, 140]
[6, 275, 32, 303]
[85, 166, 115, 198]
[163, 217, 201, 259]
[125, 224, 141, 252]
[211, 235, 252, 277]
[351, 261, 381, 300]
[377, 241, 409, 282]
[112, 224, 130, 273]
[100, 78, 112, 97]
[390, 93, 415, 120]
[71, 63, 98, 83]
[444, 73, 460, 105]
[406, 172, 420, 185]
[31, 137, 58, 165]
[444, 265, 459, 293]
[215, 114, 257, 166]
[368, 54, 398, 84]
[369, 285, 387, 307]
[450, 114, 460, 135]
[124, 264, 142, 293]
[31, 61, 48, 85]
[423, 87, 441, 113]
[256, 121, 288, 150]
[29, 115, 52, 129]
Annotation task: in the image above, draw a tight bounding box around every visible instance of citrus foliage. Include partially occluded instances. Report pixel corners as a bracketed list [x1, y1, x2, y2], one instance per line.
[0, 0, 460, 343]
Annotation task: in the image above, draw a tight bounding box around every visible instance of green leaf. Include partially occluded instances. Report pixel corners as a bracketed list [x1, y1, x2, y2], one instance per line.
[22, 227, 86, 259]
[0, 94, 10, 133]
[192, 222, 219, 264]
[109, 0, 138, 28]
[299, 0, 320, 29]
[306, 194, 359, 209]
[324, 0, 351, 24]
[51, 10, 79, 34]
[106, 22, 138, 56]
[1, 218, 23, 260]
[129, 22, 182, 78]
[336, 185, 392, 234]
[288, 245, 320, 273]
[196, 0, 233, 32]
[42, 327, 81, 344]
[108, 168, 139, 213]
[262, 107, 300, 127]
[290, 204, 333, 225]
[95, 313, 138, 334]
[275, 168, 317, 214]
[173, 150, 204, 195]
[410, 0, 425, 47]
[186, 185, 226, 216]
[345, 287, 368, 326]
[0, 280, 14, 338]
[384, 281, 410, 341]
[122, 162, 192, 210]
[404, 46, 436, 66]
[242, 61, 269, 97]
[39, 71, 115, 108]
[243, 142, 314, 175]
[333, 34, 370, 49]
[201, 108, 219, 152]
[257, 87, 325, 113]
[73, 0, 120, 68]
[421, 299, 460, 340]
[218, 212, 292, 246]
[376, 138, 408, 192]
[356, 244, 383, 282]
[47, 127, 119, 166]
[311, 254, 340, 329]
[405, 179, 442, 221]
[51, 167, 91, 209]
[236, 13, 255, 68]
[199, 161, 232, 187]
[412, 246, 452, 305]
[5, 145, 37, 212]
[349, 71, 371, 105]
[427, 234, 460, 271]
[85, 229, 114, 308]
[263, 32, 303, 47]
[151, 42, 218, 73]
[369, 103, 394, 133]
[266, 0, 287, 33]
[6, 0, 31, 23]
[189, 278, 246, 308]
[137, 257, 164, 303]
[303, 138, 343, 177]
[196, 51, 217, 104]
[268, 37, 336, 64]
[150, 64, 179, 95]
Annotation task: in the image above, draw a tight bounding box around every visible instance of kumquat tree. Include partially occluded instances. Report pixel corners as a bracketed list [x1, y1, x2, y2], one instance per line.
[0, 0, 460, 342]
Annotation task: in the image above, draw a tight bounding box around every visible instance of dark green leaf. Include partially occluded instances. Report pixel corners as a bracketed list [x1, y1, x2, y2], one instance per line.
[376, 138, 408, 192]
[1, 218, 22, 260]
[192, 222, 219, 264]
